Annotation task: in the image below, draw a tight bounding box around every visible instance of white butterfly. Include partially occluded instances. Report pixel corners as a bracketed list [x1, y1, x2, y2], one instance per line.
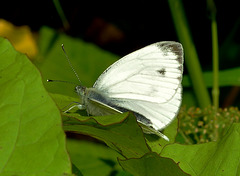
[64, 41, 183, 141]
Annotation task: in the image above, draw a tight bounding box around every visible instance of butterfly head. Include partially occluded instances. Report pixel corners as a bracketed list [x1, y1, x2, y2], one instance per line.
[75, 85, 86, 96]
[75, 85, 87, 105]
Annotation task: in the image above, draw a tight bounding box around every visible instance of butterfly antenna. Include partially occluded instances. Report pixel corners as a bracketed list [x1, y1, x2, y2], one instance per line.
[61, 44, 82, 85]
[47, 79, 78, 86]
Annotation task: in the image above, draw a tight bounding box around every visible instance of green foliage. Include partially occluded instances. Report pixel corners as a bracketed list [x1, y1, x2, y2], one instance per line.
[119, 153, 188, 176]
[35, 27, 119, 97]
[66, 139, 121, 176]
[0, 37, 72, 176]
[162, 123, 240, 176]
[178, 106, 240, 144]
[63, 112, 151, 158]
[183, 68, 240, 87]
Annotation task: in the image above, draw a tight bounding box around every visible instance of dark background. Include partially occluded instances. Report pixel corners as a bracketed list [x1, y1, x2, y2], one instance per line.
[1, 1, 239, 63]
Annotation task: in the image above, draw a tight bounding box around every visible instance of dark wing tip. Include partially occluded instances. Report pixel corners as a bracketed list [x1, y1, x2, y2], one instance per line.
[156, 41, 183, 64]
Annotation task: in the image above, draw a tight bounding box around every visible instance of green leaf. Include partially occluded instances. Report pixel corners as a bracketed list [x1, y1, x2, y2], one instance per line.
[183, 67, 240, 87]
[63, 112, 151, 158]
[71, 163, 84, 176]
[119, 152, 189, 176]
[66, 139, 127, 176]
[0, 37, 72, 175]
[145, 117, 178, 154]
[161, 123, 240, 176]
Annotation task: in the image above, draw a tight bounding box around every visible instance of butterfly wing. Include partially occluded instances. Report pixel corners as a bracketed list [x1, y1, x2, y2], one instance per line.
[92, 41, 183, 131]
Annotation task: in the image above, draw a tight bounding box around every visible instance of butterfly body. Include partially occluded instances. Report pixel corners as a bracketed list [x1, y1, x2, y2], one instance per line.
[73, 41, 183, 141]
[82, 87, 125, 115]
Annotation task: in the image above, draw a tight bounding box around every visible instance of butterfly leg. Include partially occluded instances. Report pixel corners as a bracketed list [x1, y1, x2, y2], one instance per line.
[63, 102, 86, 113]
[155, 131, 170, 141]
[64, 105, 78, 113]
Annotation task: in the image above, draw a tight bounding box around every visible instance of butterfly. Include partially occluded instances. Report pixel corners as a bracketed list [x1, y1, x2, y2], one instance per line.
[62, 41, 183, 141]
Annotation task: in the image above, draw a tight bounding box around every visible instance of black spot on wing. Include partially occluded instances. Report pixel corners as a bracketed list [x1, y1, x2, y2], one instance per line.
[157, 68, 166, 76]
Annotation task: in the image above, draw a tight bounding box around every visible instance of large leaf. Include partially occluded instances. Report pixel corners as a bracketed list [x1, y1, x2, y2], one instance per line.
[63, 112, 151, 158]
[0, 37, 72, 176]
[119, 152, 189, 176]
[63, 111, 186, 175]
[161, 123, 240, 176]
[145, 117, 178, 154]
[66, 139, 127, 176]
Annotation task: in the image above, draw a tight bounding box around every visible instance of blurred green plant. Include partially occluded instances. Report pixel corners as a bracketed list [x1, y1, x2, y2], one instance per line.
[178, 106, 240, 144]
[53, 0, 70, 31]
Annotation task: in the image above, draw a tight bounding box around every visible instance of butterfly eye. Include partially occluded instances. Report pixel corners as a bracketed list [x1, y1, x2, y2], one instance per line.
[75, 85, 86, 96]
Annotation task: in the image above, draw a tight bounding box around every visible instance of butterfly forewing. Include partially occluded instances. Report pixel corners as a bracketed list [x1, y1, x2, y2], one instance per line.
[93, 42, 183, 103]
[89, 41, 183, 134]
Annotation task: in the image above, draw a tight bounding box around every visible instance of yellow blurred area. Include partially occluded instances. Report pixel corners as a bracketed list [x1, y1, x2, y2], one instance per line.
[0, 19, 38, 59]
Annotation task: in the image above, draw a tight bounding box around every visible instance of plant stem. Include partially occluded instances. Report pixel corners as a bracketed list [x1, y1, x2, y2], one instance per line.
[209, 0, 219, 109]
[212, 19, 219, 109]
[53, 0, 70, 30]
[168, 0, 211, 108]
